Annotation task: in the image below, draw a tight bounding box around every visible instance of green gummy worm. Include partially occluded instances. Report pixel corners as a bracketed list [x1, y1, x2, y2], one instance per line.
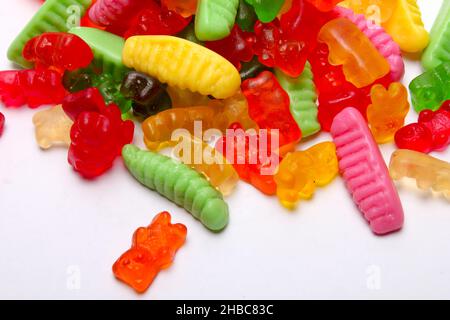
[69, 27, 130, 79]
[244, 0, 285, 23]
[7, 0, 92, 68]
[122, 145, 229, 232]
[422, 0, 450, 71]
[409, 62, 450, 112]
[275, 63, 321, 138]
[195, 0, 240, 41]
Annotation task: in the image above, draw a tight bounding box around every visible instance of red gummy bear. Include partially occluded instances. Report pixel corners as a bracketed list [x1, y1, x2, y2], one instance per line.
[113, 212, 187, 293]
[0, 112, 5, 137]
[0, 69, 66, 108]
[242, 71, 301, 147]
[205, 25, 254, 70]
[395, 101, 450, 153]
[67, 88, 134, 178]
[23, 33, 94, 74]
[124, 2, 191, 38]
[215, 123, 281, 196]
[309, 43, 392, 131]
[62, 87, 106, 121]
[306, 0, 341, 11]
[253, 0, 336, 77]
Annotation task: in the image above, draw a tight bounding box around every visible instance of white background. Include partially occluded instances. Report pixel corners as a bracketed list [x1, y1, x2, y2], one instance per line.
[0, 0, 449, 300]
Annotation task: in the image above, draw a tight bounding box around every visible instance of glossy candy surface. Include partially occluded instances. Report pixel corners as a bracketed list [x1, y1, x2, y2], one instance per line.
[113, 212, 187, 293]
[123, 36, 241, 99]
[409, 62, 450, 113]
[0, 69, 66, 108]
[275, 142, 338, 209]
[245, 0, 285, 23]
[395, 101, 450, 153]
[331, 107, 404, 235]
[242, 71, 302, 147]
[162, 0, 198, 17]
[122, 145, 229, 231]
[275, 62, 321, 137]
[422, 0, 450, 70]
[195, 0, 239, 41]
[389, 149, 450, 200]
[23, 33, 93, 74]
[0, 112, 5, 136]
[367, 83, 410, 144]
[33, 105, 73, 149]
[318, 18, 390, 88]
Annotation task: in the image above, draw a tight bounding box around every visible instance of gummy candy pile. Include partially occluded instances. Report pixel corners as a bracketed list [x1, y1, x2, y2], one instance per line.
[0, 0, 449, 293]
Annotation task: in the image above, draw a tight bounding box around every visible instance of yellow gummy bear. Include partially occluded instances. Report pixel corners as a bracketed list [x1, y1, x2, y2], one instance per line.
[367, 83, 410, 144]
[172, 132, 239, 196]
[32, 105, 73, 150]
[274, 142, 339, 209]
[122, 36, 241, 99]
[339, 0, 429, 53]
[389, 149, 450, 200]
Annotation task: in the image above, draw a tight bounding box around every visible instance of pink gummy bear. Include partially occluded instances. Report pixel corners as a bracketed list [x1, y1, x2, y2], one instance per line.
[334, 7, 404, 82]
[330, 107, 404, 235]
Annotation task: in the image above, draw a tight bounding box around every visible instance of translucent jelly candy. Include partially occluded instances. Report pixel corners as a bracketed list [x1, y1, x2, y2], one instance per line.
[67, 94, 134, 178]
[62, 87, 106, 121]
[122, 145, 229, 231]
[341, 0, 429, 53]
[33, 105, 73, 149]
[409, 62, 450, 113]
[120, 71, 172, 118]
[205, 25, 254, 70]
[172, 132, 239, 196]
[389, 149, 450, 200]
[113, 211, 187, 293]
[242, 71, 302, 147]
[124, 2, 192, 39]
[367, 83, 410, 144]
[422, 0, 450, 70]
[306, 0, 341, 12]
[395, 101, 450, 153]
[122, 36, 241, 99]
[216, 123, 281, 196]
[275, 142, 338, 209]
[275, 62, 321, 138]
[236, 0, 258, 32]
[166, 86, 210, 108]
[244, 0, 285, 23]
[0, 69, 66, 108]
[23, 33, 94, 74]
[331, 107, 404, 235]
[162, 0, 198, 17]
[195, 0, 239, 41]
[7, 0, 92, 67]
[334, 6, 404, 82]
[318, 18, 390, 88]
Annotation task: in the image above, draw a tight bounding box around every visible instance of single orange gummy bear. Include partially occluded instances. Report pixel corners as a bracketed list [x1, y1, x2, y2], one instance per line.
[112, 212, 187, 293]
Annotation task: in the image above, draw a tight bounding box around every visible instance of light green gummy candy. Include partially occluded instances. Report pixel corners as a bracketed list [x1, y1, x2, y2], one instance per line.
[122, 145, 229, 232]
[7, 0, 92, 68]
[422, 0, 450, 70]
[195, 0, 239, 41]
[69, 27, 130, 79]
[275, 63, 321, 138]
[244, 0, 285, 23]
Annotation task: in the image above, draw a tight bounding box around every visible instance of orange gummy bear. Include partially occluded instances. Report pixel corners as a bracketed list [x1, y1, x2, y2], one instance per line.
[112, 212, 187, 293]
[367, 83, 410, 144]
[318, 18, 390, 88]
[162, 0, 198, 17]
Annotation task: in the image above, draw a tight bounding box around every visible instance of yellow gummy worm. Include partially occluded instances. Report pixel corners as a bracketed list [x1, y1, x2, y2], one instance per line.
[122, 36, 241, 99]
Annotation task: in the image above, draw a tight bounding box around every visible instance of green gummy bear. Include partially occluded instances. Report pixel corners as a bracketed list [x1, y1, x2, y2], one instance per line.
[177, 22, 203, 45]
[409, 62, 450, 112]
[236, 0, 258, 32]
[92, 73, 132, 114]
[69, 27, 130, 79]
[244, 0, 285, 23]
[122, 145, 229, 232]
[275, 63, 321, 138]
[7, 0, 92, 68]
[422, 0, 450, 70]
[240, 56, 270, 81]
[195, 0, 240, 41]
